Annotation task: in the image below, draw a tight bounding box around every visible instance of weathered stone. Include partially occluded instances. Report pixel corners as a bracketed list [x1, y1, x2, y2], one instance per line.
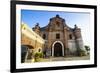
[32, 15, 84, 57]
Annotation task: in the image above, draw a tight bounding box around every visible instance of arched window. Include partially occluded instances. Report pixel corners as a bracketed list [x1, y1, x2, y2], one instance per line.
[69, 34, 72, 39]
[38, 49, 41, 52]
[43, 34, 46, 39]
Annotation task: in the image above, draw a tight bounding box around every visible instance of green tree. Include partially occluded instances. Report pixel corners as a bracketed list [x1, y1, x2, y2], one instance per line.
[84, 45, 90, 51]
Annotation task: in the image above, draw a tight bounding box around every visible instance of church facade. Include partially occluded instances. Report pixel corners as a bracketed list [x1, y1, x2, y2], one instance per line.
[32, 15, 85, 57]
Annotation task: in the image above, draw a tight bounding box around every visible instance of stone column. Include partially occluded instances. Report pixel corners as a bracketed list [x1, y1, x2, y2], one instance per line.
[47, 29, 52, 57]
[74, 28, 85, 55]
[64, 27, 68, 56]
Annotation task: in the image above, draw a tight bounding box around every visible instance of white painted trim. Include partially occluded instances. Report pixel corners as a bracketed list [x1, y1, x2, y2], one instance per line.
[52, 41, 64, 56]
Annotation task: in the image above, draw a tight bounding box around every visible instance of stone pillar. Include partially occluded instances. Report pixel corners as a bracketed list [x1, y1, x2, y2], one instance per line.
[74, 28, 83, 48]
[47, 29, 52, 57]
[48, 30, 51, 48]
[74, 28, 85, 55]
[64, 27, 68, 56]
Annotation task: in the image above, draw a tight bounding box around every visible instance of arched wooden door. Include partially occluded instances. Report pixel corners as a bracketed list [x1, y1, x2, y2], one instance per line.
[54, 43, 62, 57]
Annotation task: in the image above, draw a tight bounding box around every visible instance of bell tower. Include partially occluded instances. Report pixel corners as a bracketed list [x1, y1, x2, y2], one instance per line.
[33, 23, 41, 35]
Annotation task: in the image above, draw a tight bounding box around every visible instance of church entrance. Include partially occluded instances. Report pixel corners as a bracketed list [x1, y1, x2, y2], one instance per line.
[52, 41, 64, 57]
[54, 43, 62, 57]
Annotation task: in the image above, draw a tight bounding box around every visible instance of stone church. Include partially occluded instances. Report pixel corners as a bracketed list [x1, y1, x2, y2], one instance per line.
[32, 15, 85, 57]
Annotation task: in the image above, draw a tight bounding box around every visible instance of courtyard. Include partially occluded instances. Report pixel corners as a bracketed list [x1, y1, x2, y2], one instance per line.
[40, 55, 90, 62]
[25, 55, 90, 63]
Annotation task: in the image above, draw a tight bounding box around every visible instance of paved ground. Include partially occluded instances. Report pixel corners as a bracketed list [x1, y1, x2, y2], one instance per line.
[40, 55, 90, 62]
[25, 55, 90, 63]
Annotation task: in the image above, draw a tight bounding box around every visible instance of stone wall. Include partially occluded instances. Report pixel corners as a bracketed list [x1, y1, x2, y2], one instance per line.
[33, 15, 84, 57]
[68, 40, 77, 55]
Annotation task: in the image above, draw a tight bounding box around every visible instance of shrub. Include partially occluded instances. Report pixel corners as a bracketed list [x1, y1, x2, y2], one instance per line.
[39, 52, 43, 58]
[34, 52, 43, 62]
[78, 49, 86, 56]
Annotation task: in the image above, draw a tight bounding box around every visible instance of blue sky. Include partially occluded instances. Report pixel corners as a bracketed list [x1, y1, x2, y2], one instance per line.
[21, 10, 91, 46]
[21, 10, 90, 28]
